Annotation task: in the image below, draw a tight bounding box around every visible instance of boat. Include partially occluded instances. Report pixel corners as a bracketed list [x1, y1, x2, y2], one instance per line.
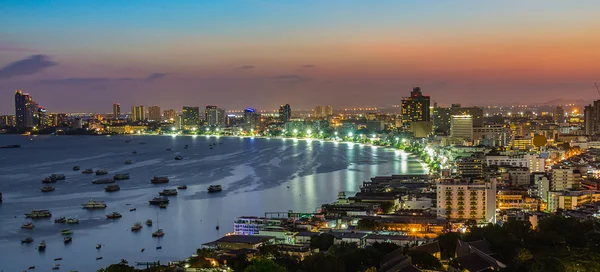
[148, 197, 169, 205]
[41, 186, 55, 192]
[216, 225, 220, 230]
[96, 257, 103, 260]
[131, 151, 137, 154]
[146, 219, 153, 226]
[73, 166, 80, 171]
[42, 177, 57, 183]
[60, 229, 72, 235]
[159, 203, 167, 209]
[28, 266, 36, 270]
[50, 174, 65, 180]
[0, 144, 21, 148]
[0, 191, 2, 203]
[82, 169, 93, 174]
[54, 217, 66, 223]
[174, 155, 183, 160]
[54, 257, 63, 261]
[96, 244, 102, 249]
[21, 237, 34, 244]
[104, 185, 120, 192]
[207, 185, 222, 193]
[158, 189, 178, 196]
[125, 160, 133, 164]
[131, 222, 143, 231]
[92, 178, 115, 184]
[106, 212, 122, 219]
[38, 241, 46, 251]
[52, 267, 59, 270]
[25, 209, 52, 218]
[113, 173, 130, 180]
[67, 218, 79, 224]
[151, 176, 169, 184]
[125, 140, 132, 143]
[63, 236, 72, 244]
[166, 148, 172, 151]
[184, 144, 188, 149]
[139, 142, 147, 145]
[129, 208, 136, 211]
[95, 170, 108, 175]
[177, 185, 187, 190]
[156, 246, 162, 250]
[82, 200, 107, 209]
[152, 228, 165, 237]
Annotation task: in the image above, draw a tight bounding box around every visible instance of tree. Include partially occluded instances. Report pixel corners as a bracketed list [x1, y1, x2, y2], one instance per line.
[311, 233, 335, 251]
[437, 232, 460, 260]
[245, 258, 286, 272]
[406, 251, 444, 270]
[380, 202, 396, 214]
[228, 254, 250, 272]
[301, 252, 344, 272]
[96, 263, 135, 272]
[365, 267, 377, 272]
[357, 219, 380, 231]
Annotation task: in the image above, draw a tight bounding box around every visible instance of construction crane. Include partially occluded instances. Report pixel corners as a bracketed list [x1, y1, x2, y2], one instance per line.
[596, 83, 600, 98]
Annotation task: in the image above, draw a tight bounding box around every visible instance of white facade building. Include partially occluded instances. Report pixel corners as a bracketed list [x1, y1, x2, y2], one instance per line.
[450, 115, 473, 142]
[436, 179, 497, 223]
[485, 154, 546, 173]
[551, 167, 580, 191]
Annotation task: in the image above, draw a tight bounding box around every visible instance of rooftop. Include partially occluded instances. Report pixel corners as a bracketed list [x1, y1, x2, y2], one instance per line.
[212, 235, 275, 245]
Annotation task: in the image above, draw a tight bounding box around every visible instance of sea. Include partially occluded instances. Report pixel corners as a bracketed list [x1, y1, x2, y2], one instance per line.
[0, 134, 426, 271]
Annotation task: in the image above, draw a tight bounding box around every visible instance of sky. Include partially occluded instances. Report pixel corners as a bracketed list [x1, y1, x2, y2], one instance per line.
[1, 0, 599, 114]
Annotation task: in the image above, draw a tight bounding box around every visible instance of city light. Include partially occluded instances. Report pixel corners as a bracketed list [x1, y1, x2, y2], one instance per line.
[306, 129, 312, 135]
[348, 132, 353, 137]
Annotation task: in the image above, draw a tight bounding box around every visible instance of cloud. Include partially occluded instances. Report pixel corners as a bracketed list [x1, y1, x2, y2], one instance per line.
[0, 55, 57, 79]
[145, 73, 169, 82]
[270, 74, 310, 83]
[235, 65, 255, 70]
[302, 65, 316, 68]
[0, 41, 35, 53]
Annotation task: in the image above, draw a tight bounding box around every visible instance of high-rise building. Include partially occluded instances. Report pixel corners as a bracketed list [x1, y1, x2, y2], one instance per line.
[182, 106, 200, 129]
[313, 105, 333, 118]
[243, 108, 261, 131]
[14, 90, 32, 128]
[148, 105, 162, 121]
[113, 103, 121, 120]
[553, 106, 565, 124]
[584, 100, 600, 135]
[450, 115, 473, 141]
[0, 115, 16, 127]
[433, 104, 483, 135]
[436, 179, 497, 223]
[163, 109, 177, 122]
[205, 105, 226, 126]
[551, 166, 581, 191]
[401, 87, 430, 127]
[25, 100, 39, 128]
[131, 105, 146, 121]
[279, 104, 292, 123]
[37, 107, 48, 128]
[456, 156, 483, 178]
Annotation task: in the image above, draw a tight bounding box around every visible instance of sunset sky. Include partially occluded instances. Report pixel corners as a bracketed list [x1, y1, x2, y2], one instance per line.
[1, 1, 599, 114]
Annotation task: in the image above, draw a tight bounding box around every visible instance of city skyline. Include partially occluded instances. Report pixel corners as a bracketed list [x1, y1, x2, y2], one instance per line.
[1, 1, 600, 114]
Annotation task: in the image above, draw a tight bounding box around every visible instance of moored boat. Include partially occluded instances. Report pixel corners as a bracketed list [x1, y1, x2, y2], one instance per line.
[25, 209, 52, 218]
[41, 186, 55, 192]
[54, 217, 66, 223]
[159, 203, 167, 209]
[50, 174, 66, 180]
[67, 217, 79, 224]
[177, 184, 187, 190]
[207, 185, 222, 193]
[82, 169, 93, 174]
[42, 177, 58, 183]
[60, 229, 72, 235]
[146, 219, 153, 226]
[125, 160, 133, 164]
[21, 237, 34, 243]
[131, 222, 143, 231]
[166, 148, 172, 151]
[174, 155, 183, 160]
[113, 173, 130, 180]
[82, 199, 107, 209]
[73, 166, 80, 171]
[149, 197, 169, 205]
[95, 170, 108, 175]
[152, 229, 165, 237]
[106, 212, 122, 219]
[0, 144, 21, 148]
[92, 178, 115, 184]
[64, 236, 72, 244]
[158, 189, 178, 196]
[38, 241, 46, 251]
[21, 222, 34, 229]
[104, 184, 120, 192]
[96, 244, 102, 249]
[151, 176, 169, 184]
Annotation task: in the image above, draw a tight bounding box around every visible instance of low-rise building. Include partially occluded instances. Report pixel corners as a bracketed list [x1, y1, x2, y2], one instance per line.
[202, 235, 275, 250]
[547, 190, 600, 212]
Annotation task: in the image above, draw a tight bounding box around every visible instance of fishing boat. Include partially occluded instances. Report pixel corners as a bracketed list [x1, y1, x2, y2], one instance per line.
[52, 266, 59, 270]
[151, 176, 169, 184]
[96, 244, 102, 249]
[42, 177, 57, 183]
[113, 173, 130, 180]
[177, 184, 187, 190]
[152, 228, 165, 237]
[82, 199, 107, 209]
[166, 148, 172, 151]
[125, 160, 133, 164]
[64, 236, 72, 244]
[146, 219, 153, 226]
[131, 151, 137, 154]
[82, 169, 93, 174]
[159, 203, 167, 209]
[67, 217, 79, 224]
[96, 257, 103, 260]
[50, 174, 66, 180]
[104, 185, 120, 192]
[73, 166, 80, 171]
[21, 237, 34, 244]
[207, 185, 222, 193]
[0, 144, 21, 148]
[156, 246, 162, 250]
[158, 189, 178, 196]
[95, 170, 108, 175]
[54, 217, 66, 223]
[106, 212, 122, 219]
[54, 257, 62, 261]
[41, 186, 55, 192]
[60, 229, 72, 235]
[129, 208, 136, 211]
[148, 197, 169, 205]
[131, 222, 143, 231]
[25, 209, 52, 218]
[174, 155, 183, 160]
[38, 241, 46, 251]
[92, 178, 115, 184]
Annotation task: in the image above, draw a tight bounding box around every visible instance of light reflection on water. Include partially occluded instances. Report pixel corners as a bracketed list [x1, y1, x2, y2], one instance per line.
[0, 135, 425, 271]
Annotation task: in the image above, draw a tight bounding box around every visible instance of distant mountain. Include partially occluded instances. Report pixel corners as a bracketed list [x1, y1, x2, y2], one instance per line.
[537, 99, 592, 106]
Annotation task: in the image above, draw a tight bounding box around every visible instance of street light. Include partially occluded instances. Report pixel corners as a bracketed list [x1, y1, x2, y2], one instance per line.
[293, 129, 298, 134]
[306, 129, 312, 135]
[348, 132, 353, 137]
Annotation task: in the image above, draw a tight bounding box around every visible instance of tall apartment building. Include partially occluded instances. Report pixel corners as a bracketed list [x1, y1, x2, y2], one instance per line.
[401, 87, 430, 127]
[456, 156, 483, 178]
[112, 103, 121, 119]
[450, 115, 473, 142]
[131, 105, 146, 121]
[436, 179, 497, 223]
[551, 166, 581, 191]
[148, 105, 161, 121]
[584, 100, 600, 135]
[243, 108, 261, 131]
[473, 125, 510, 147]
[313, 105, 333, 118]
[163, 109, 177, 121]
[182, 106, 200, 129]
[279, 104, 292, 123]
[0, 115, 16, 127]
[434, 104, 483, 134]
[205, 105, 226, 126]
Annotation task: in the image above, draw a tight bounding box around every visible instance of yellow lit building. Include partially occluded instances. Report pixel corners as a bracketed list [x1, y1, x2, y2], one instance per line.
[105, 125, 148, 134]
[547, 190, 600, 212]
